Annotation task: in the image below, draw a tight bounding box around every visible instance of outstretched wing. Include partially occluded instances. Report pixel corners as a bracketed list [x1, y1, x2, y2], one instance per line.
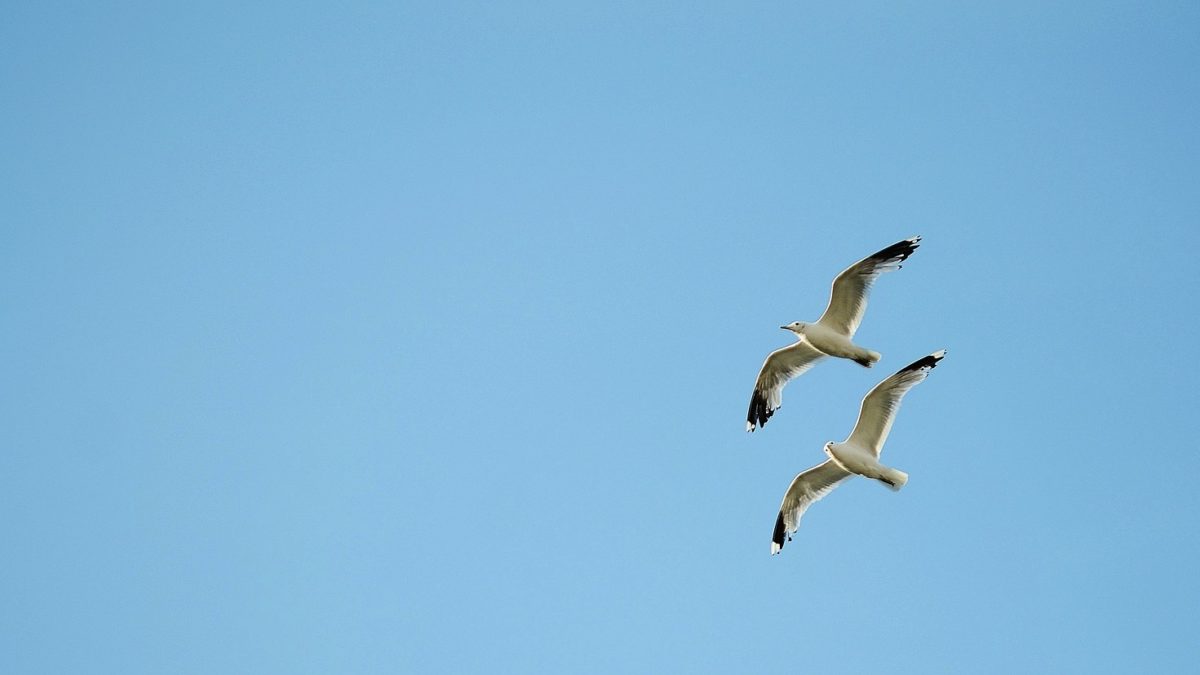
[817, 236, 921, 337]
[847, 349, 946, 456]
[771, 460, 854, 554]
[746, 340, 826, 432]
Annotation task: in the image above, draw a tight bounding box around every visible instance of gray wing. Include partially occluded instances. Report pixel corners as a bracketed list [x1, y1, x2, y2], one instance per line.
[816, 236, 921, 337]
[847, 350, 946, 456]
[746, 340, 826, 432]
[771, 460, 854, 554]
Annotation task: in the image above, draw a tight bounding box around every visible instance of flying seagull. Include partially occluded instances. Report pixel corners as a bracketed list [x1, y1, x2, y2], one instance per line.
[770, 349, 945, 555]
[746, 236, 921, 432]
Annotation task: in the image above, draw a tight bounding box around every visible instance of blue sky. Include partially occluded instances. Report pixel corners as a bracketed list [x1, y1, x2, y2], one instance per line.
[3, 1, 1198, 672]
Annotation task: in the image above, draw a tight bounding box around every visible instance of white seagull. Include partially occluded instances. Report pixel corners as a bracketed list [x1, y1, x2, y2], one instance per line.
[746, 236, 922, 432]
[770, 349, 946, 555]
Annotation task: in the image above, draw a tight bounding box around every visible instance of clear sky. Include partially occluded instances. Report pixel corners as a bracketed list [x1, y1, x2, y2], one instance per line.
[3, 1, 1198, 673]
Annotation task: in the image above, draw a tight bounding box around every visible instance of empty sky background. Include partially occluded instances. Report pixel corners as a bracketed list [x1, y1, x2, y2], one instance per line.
[4, 2, 1199, 673]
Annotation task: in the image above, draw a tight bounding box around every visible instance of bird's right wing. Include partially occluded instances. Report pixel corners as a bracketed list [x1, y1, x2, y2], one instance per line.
[771, 460, 854, 554]
[746, 340, 826, 432]
[847, 350, 946, 456]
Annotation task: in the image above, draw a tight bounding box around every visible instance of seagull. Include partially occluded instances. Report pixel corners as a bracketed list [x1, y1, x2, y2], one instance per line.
[770, 349, 945, 555]
[746, 236, 922, 432]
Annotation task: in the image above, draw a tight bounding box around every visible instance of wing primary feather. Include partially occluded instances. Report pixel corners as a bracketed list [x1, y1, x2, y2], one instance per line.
[866, 236, 921, 266]
[899, 349, 946, 373]
[746, 389, 772, 432]
[771, 512, 787, 553]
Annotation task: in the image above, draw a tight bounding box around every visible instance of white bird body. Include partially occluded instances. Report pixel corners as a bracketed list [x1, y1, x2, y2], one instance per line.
[792, 322, 881, 368]
[824, 441, 908, 491]
[770, 349, 946, 555]
[747, 236, 920, 432]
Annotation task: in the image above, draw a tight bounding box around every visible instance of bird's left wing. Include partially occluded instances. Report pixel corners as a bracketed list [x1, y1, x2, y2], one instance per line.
[771, 460, 854, 554]
[816, 236, 921, 337]
[847, 349, 946, 456]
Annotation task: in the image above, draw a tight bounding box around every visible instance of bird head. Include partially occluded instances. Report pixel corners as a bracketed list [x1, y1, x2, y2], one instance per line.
[781, 321, 807, 334]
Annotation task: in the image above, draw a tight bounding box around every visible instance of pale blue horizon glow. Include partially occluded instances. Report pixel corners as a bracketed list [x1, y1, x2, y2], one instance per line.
[3, 2, 1199, 673]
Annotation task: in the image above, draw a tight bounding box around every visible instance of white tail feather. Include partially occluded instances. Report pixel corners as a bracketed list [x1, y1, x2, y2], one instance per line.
[880, 467, 908, 491]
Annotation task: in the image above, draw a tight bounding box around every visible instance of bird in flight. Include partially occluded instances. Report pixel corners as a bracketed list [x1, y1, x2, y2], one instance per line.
[746, 236, 921, 432]
[770, 349, 946, 555]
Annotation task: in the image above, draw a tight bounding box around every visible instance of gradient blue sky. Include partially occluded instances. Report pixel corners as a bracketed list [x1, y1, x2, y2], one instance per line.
[4, 2, 1199, 673]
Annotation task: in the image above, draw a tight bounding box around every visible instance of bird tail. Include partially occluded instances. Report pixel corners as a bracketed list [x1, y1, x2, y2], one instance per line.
[878, 467, 908, 491]
[853, 349, 882, 367]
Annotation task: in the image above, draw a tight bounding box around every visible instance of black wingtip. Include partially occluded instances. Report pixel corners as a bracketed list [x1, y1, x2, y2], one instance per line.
[870, 236, 922, 265]
[772, 512, 787, 552]
[746, 389, 774, 432]
[899, 349, 947, 373]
